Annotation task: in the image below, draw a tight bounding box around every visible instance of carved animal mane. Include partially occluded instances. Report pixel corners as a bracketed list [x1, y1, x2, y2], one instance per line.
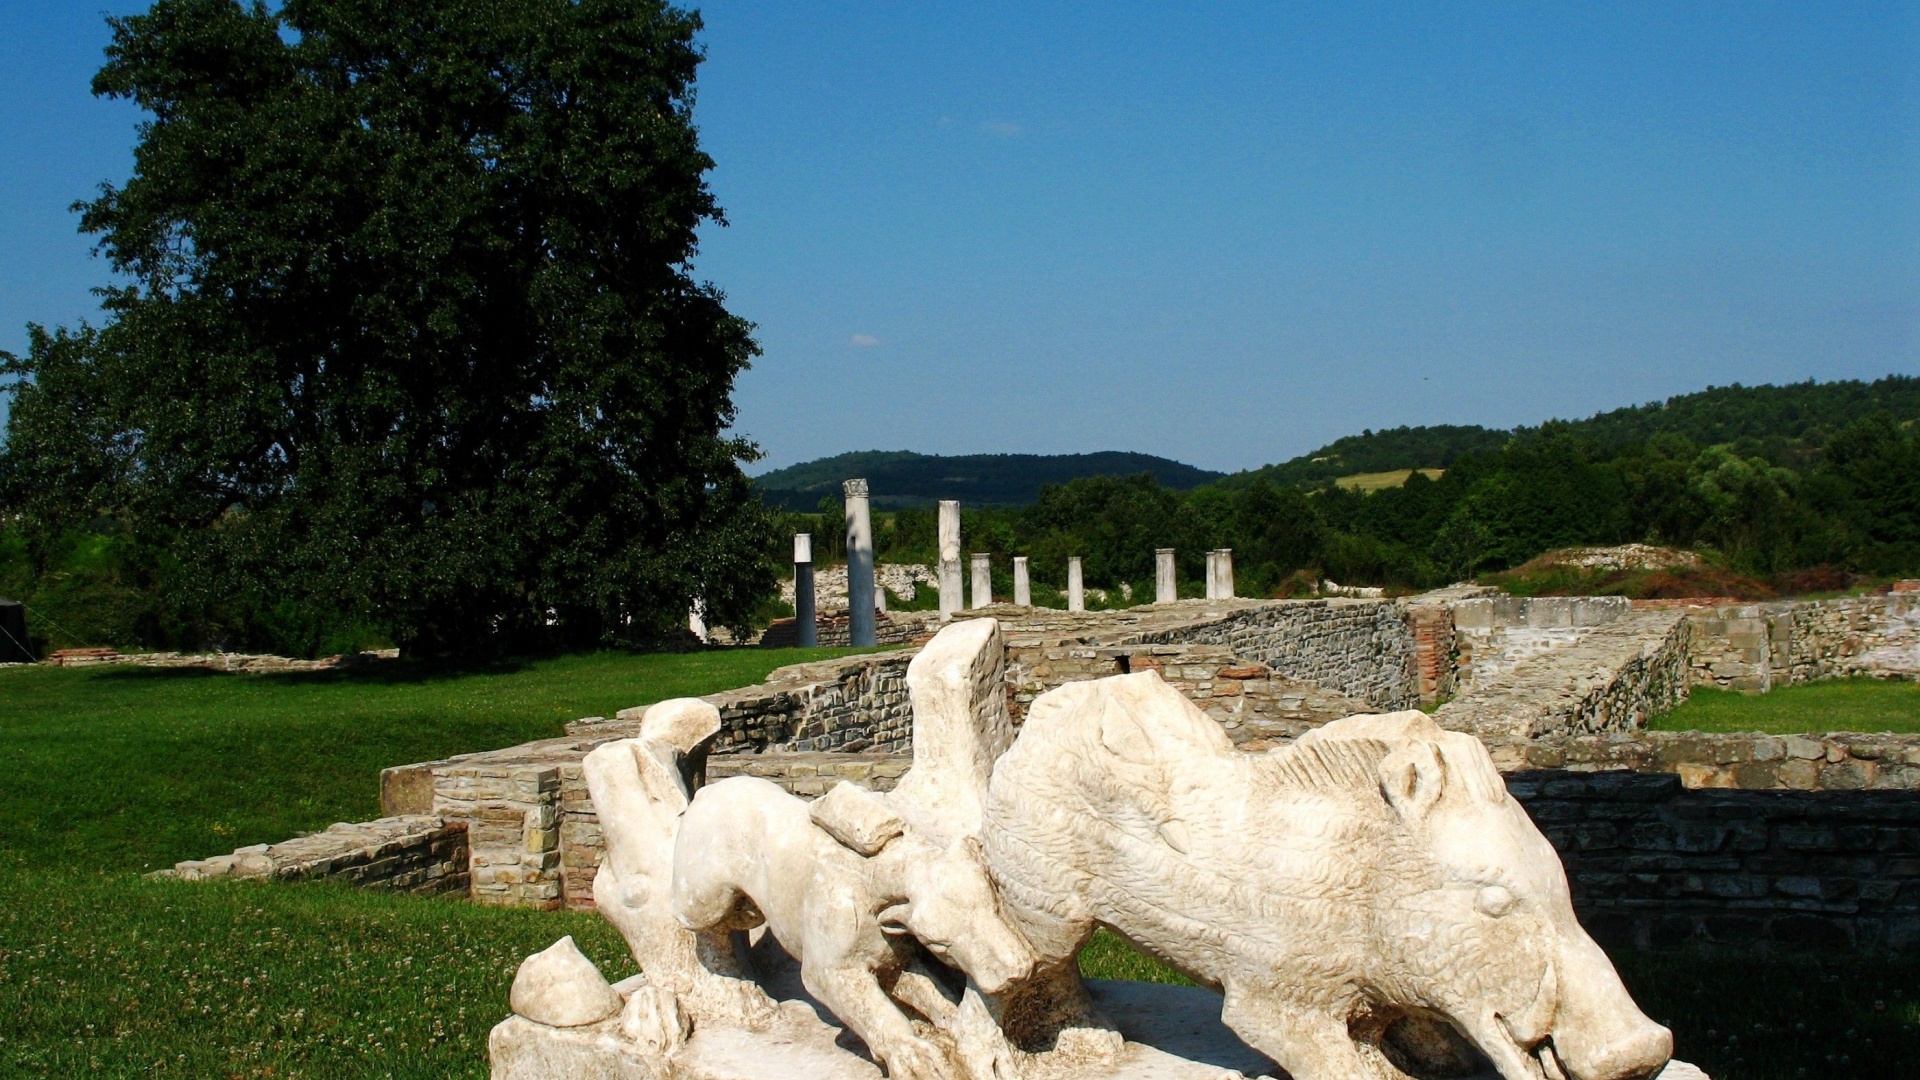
[1259, 736, 1401, 795]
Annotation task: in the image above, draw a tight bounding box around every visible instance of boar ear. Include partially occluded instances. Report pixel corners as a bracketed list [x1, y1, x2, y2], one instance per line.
[1380, 740, 1445, 824]
[1098, 699, 1158, 766]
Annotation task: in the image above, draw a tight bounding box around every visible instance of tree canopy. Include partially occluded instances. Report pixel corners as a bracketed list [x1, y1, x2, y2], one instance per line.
[0, 0, 773, 656]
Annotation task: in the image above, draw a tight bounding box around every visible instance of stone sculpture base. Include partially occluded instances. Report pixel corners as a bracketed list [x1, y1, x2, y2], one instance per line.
[491, 980, 1278, 1080]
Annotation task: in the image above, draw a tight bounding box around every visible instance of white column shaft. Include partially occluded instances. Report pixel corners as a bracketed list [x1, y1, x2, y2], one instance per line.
[937, 500, 963, 622]
[1156, 548, 1177, 604]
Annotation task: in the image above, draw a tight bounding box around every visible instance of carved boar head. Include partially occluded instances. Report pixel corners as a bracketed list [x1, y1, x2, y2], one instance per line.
[1299, 714, 1674, 1080]
[896, 835, 1037, 996]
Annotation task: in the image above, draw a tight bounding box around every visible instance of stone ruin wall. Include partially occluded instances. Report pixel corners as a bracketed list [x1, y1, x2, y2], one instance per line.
[1513, 770, 1920, 954]
[1686, 593, 1920, 691]
[167, 592, 1920, 950]
[1148, 599, 1420, 710]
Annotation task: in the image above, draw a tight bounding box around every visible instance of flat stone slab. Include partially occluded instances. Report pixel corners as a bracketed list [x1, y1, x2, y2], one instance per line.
[490, 980, 1276, 1079]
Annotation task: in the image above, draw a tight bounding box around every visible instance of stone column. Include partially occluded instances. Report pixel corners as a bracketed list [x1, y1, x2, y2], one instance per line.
[1204, 551, 1219, 599]
[971, 553, 993, 608]
[1067, 557, 1085, 612]
[937, 500, 963, 622]
[1215, 548, 1235, 599]
[1156, 548, 1177, 604]
[793, 533, 817, 647]
[844, 479, 876, 648]
[1012, 556, 1031, 607]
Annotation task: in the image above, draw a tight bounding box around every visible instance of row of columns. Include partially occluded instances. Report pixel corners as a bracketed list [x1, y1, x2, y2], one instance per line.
[784, 478, 1234, 648]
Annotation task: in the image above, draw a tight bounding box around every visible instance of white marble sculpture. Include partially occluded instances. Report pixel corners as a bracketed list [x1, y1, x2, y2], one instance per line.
[492, 618, 1710, 1080]
[673, 775, 1034, 1080]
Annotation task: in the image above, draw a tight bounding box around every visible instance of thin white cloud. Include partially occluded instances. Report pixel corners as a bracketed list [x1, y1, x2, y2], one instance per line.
[980, 121, 1023, 137]
[848, 334, 881, 348]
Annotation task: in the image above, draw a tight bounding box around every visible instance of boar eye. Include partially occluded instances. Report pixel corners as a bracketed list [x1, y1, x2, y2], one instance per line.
[1476, 885, 1516, 918]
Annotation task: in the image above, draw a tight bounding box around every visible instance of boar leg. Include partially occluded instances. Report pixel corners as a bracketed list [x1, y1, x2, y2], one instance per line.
[1222, 988, 1371, 1080]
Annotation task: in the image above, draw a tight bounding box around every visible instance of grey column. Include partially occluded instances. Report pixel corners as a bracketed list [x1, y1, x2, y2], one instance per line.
[1156, 548, 1177, 604]
[793, 533, 817, 647]
[1216, 548, 1235, 599]
[938, 500, 963, 622]
[971, 553, 993, 608]
[844, 478, 876, 647]
[1067, 557, 1085, 612]
[1012, 556, 1031, 607]
[1204, 551, 1219, 599]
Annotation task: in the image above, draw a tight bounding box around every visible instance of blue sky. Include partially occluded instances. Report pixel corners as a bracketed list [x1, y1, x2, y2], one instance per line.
[3, 2, 1916, 473]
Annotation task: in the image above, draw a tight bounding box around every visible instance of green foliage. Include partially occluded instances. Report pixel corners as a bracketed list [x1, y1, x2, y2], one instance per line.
[0, 0, 773, 656]
[754, 450, 1226, 510]
[1228, 423, 1511, 488]
[1652, 679, 1920, 735]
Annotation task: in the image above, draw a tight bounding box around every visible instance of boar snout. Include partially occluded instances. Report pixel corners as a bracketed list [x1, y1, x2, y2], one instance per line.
[959, 925, 1035, 995]
[1553, 1018, 1672, 1080]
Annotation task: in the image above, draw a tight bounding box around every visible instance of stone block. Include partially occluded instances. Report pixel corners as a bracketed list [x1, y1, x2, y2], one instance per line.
[1777, 759, 1819, 790]
[1785, 737, 1825, 760]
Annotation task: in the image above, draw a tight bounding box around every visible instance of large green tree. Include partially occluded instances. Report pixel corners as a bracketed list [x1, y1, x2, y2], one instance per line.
[0, 0, 774, 655]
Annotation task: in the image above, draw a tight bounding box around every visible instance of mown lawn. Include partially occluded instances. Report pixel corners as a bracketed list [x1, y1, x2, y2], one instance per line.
[0, 648, 878, 871]
[1, 651, 1916, 1078]
[1654, 677, 1920, 735]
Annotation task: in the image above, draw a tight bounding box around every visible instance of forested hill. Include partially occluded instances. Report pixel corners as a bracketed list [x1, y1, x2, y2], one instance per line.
[753, 451, 1224, 510]
[1224, 425, 1509, 488]
[1230, 377, 1920, 488]
[1527, 378, 1920, 454]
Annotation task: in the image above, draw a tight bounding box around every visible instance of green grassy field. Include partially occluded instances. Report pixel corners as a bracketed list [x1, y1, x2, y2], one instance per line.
[1, 651, 1916, 1078]
[0, 649, 881, 871]
[1654, 677, 1920, 734]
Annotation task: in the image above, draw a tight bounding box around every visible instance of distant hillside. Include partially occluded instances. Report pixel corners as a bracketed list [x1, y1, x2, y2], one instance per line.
[754, 451, 1225, 510]
[1228, 376, 1920, 488]
[1226, 425, 1507, 488]
[1527, 377, 1920, 454]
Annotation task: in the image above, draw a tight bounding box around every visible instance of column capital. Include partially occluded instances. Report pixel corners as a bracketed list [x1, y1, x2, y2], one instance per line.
[842, 478, 869, 498]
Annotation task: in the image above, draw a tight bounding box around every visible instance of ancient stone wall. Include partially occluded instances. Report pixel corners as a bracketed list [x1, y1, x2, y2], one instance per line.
[1510, 770, 1920, 953]
[1435, 611, 1692, 741]
[757, 609, 938, 649]
[1687, 595, 1920, 691]
[779, 563, 939, 607]
[1450, 596, 1632, 690]
[157, 816, 468, 895]
[1145, 599, 1418, 710]
[428, 744, 576, 910]
[1515, 730, 1920, 792]
[1004, 639, 1377, 745]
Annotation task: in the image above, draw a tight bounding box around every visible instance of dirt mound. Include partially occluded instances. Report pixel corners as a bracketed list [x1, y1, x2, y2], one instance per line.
[1518, 545, 1704, 574]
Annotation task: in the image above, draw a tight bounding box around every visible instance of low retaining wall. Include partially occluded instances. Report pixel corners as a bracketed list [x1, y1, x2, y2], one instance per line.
[1515, 731, 1920, 792]
[1686, 594, 1920, 690]
[1435, 611, 1692, 740]
[1511, 770, 1920, 953]
[157, 816, 469, 895]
